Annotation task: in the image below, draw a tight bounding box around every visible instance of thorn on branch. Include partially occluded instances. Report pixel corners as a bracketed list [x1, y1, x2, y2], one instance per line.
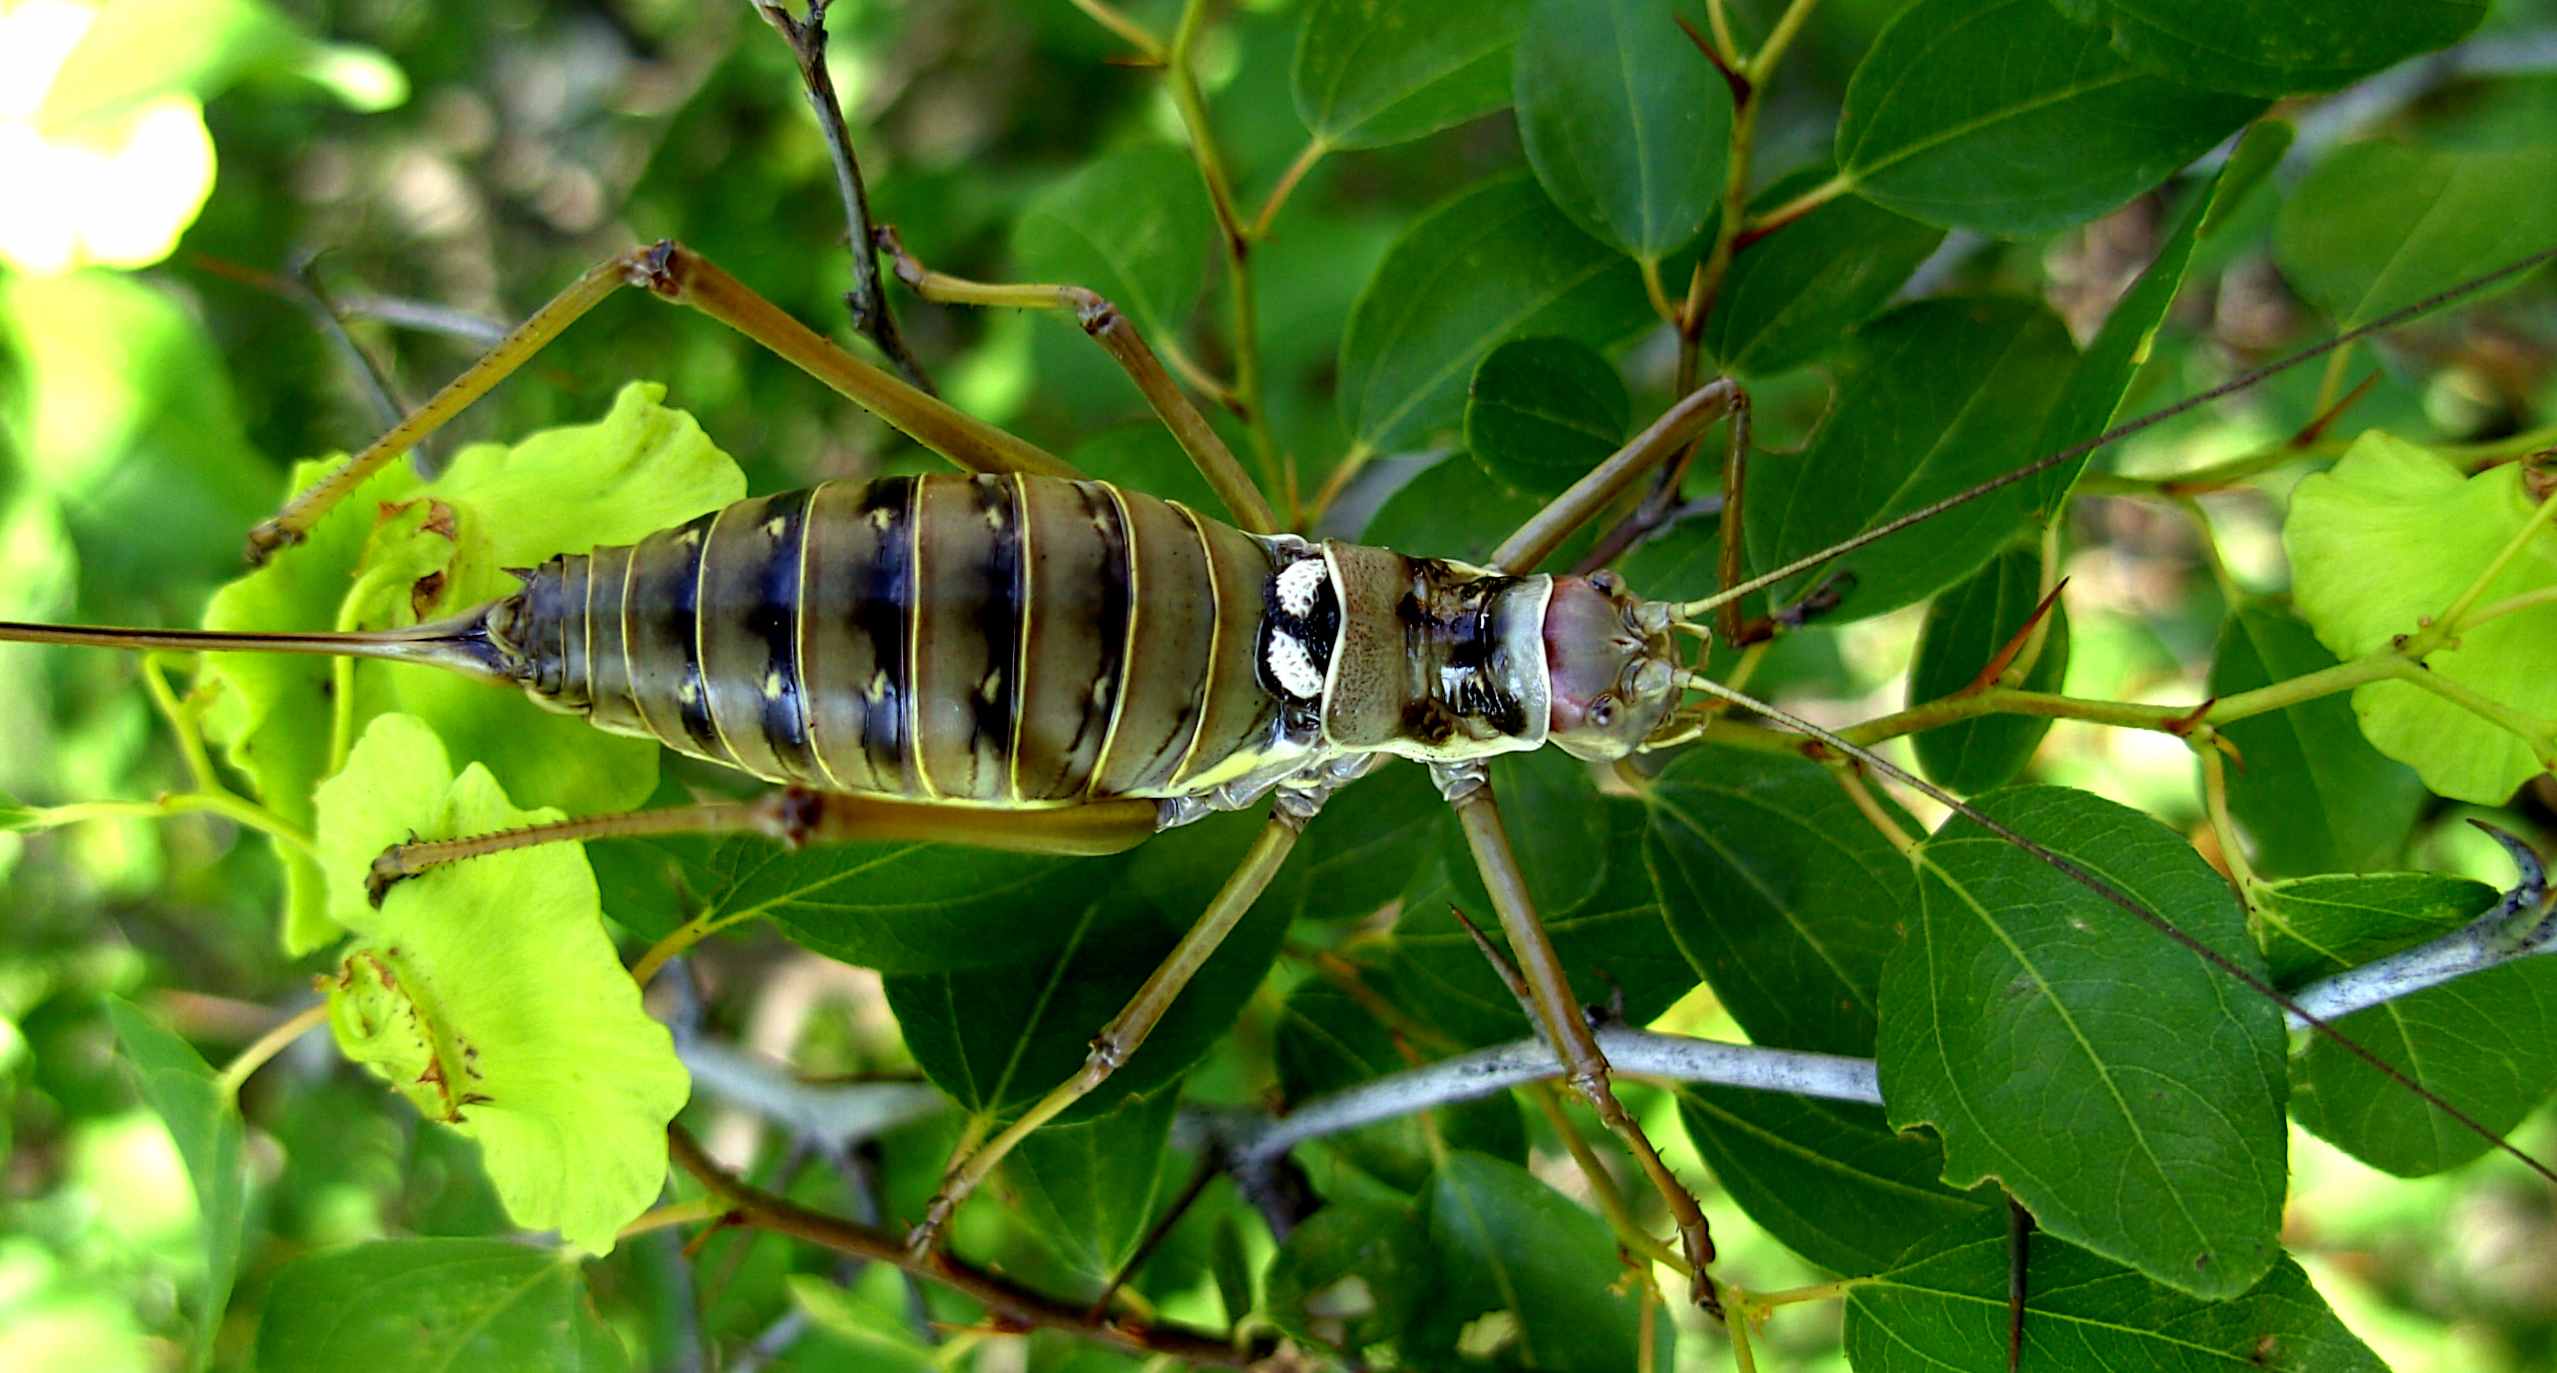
[1675, 12, 1752, 106]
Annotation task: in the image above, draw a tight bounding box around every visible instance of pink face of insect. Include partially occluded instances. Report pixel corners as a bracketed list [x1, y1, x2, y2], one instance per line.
[1542, 571, 1683, 760]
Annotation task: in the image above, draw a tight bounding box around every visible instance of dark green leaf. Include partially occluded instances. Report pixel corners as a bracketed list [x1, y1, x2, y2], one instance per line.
[1293, 0, 1526, 150]
[1011, 143, 1214, 340]
[1275, 979, 1525, 1191]
[1464, 336, 1629, 498]
[1265, 1201, 1429, 1351]
[713, 841, 1119, 974]
[1675, 1087, 1992, 1276]
[1361, 453, 1594, 573]
[2209, 607, 2424, 876]
[1290, 758, 1445, 923]
[2262, 873, 2557, 1176]
[1881, 786, 2287, 1298]
[1704, 176, 1943, 375]
[1515, 0, 1732, 260]
[883, 875, 1290, 1122]
[1066, 425, 1222, 518]
[1641, 744, 1912, 1056]
[2059, 0, 2486, 98]
[1340, 175, 1653, 453]
[1415, 1151, 1666, 1371]
[2274, 141, 2557, 328]
[1908, 546, 2071, 792]
[105, 998, 245, 1373]
[255, 1239, 628, 1373]
[1743, 297, 2076, 622]
[1836, 0, 2264, 235]
[1843, 1217, 2385, 1372]
[1004, 1088, 1180, 1279]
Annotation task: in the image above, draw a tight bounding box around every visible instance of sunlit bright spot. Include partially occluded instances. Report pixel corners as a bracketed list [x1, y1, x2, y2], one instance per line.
[0, 1, 214, 274]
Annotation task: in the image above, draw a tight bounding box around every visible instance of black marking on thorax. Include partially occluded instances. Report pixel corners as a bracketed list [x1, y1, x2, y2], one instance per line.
[1401, 559, 1529, 740]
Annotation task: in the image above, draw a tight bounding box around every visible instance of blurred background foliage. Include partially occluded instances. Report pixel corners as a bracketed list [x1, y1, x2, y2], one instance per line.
[4, 0, 2557, 1369]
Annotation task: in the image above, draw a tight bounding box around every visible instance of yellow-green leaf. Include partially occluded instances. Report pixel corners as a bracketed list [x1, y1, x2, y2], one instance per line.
[315, 713, 689, 1254]
[2285, 433, 2557, 803]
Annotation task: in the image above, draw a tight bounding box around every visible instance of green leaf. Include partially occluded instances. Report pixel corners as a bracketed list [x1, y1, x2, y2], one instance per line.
[2208, 607, 2423, 875]
[1881, 786, 2287, 1298]
[1012, 143, 1215, 341]
[2285, 432, 2557, 803]
[704, 840, 1118, 974]
[0, 792, 35, 832]
[785, 1273, 937, 1371]
[313, 713, 689, 1254]
[1641, 744, 1912, 1056]
[1514, 0, 1732, 261]
[1266, 1201, 1429, 1351]
[1703, 176, 1943, 376]
[1463, 336, 1629, 499]
[1743, 297, 2076, 622]
[1004, 1089, 1180, 1279]
[2274, 141, 2557, 328]
[1275, 979, 1525, 1192]
[1836, 0, 2264, 235]
[1415, 1151, 1666, 1371]
[2025, 128, 2274, 511]
[1676, 1088, 1992, 1276]
[1908, 547, 2071, 792]
[2260, 873, 2497, 985]
[1843, 1218, 2385, 1372]
[1290, 758, 1446, 923]
[2261, 873, 2557, 1176]
[1292, 0, 1526, 150]
[255, 1239, 628, 1372]
[1340, 175, 1653, 453]
[882, 870, 1291, 1123]
[2059, 0, 2486, 98]
[103, 999, 245, 1373]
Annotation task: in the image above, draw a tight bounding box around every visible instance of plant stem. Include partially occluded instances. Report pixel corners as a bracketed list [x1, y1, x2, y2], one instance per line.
[27, 792, 320, 860]
[618, 1197, 729, 1241]
[1249, 137, 1328, 241]
[215, 1002, 329, 1100]
[1745, 0, 1823, 86]
[2403, 482, 2557, 657]
[1068, 0, 1167, 61]
[631, 910, 760, 987]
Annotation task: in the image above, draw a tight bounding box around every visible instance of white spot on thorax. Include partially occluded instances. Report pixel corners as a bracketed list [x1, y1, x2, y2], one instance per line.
[1275, 558, 1325, 617]
[1267, 630, 1323, 699]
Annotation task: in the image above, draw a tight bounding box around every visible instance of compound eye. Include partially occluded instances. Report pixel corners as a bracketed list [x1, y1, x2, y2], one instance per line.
[1589, 694, 1617, 728]
[1588, 570, 1623, 596]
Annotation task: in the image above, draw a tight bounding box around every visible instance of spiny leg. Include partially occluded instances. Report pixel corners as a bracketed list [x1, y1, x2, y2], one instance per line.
[249, 240, 1077, 563]
[878, 226, 1279, 535]
[1436, 761, 1722, 1314]
[1456, 379, 1753, 1310]
[905, 788, 1332, 1255]
[368, 786, 1159, 904]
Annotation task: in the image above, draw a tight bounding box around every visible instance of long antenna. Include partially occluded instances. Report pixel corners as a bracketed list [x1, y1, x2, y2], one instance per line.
[1677, 670, 2557, 1186]
[1682, 243, 2557, 618]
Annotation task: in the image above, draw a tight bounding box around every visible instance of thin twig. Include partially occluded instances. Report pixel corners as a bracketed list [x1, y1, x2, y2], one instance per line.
[748, 0, 936, 393]
[668, 1126, 1267, 1365]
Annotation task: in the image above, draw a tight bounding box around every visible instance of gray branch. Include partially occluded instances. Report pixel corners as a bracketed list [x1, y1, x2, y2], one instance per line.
[2284, 824, 2553, 1028]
